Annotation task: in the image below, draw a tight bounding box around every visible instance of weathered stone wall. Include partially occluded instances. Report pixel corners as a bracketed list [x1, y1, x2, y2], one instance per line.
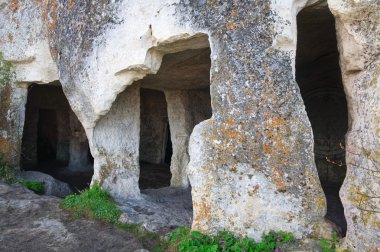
[0, 0, 379, 250]
[328, 0, 380, 250]
[0, 83, 26, 167]
[0, 0, 58, 167]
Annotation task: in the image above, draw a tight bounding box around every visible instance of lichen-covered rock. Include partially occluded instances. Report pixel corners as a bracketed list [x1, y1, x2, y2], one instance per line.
[0, 0, 379, 250]
[328, 0, 380, 250]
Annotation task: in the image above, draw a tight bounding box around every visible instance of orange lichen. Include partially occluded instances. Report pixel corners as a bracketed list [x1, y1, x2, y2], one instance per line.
[227, 22, 236, 30]
[226, 118, 234, 127]
[7, 0, 19, 13]
[263, 143, 271, 153]
[68, 0, 75, 11]
[193, 195, 212, 228]
[271, 169, 285, 192]
[41, 0, 58, 33]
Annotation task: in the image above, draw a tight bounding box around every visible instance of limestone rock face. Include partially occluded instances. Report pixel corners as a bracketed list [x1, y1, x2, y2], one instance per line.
[328, 0, 380, 250]
[0, 0, 58, 166]
[0, 0, 379, 250]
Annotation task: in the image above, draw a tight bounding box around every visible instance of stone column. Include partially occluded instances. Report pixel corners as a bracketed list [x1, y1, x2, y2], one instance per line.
[2, 86, 28, 168]
[165, 90, 193, 188]
[92, 84, 140, 199]
[329, 1, 380, 250]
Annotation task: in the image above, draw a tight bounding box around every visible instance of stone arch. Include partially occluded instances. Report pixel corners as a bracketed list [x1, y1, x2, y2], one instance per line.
[92, 33, 213, 199]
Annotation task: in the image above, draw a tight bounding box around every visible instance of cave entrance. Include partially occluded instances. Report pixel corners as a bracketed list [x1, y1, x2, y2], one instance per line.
[138, 47, 212, 191]
[296, 4, 348, 235]
[21, 83, 94, 192]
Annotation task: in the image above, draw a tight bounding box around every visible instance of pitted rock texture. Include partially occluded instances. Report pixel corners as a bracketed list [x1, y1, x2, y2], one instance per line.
[119, 187, 192, 232]
[47, 1, 328, 239]
[0, 181, 145, 252]
[0, 0, 379, 251]
[329, 0, 380, 250]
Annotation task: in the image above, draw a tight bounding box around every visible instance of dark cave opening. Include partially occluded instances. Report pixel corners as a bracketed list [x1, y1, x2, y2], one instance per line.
[139, 88, 172, 189]
[164, 124, 173, 165]
[138, 47, 212, 190]
[21, 83, 94, 192]
[296, 4, 348, 235]
[37, 109, 58, 162]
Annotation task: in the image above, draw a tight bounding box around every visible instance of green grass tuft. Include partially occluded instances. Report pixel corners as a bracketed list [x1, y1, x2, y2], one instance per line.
[19, 179, 45, 194]
[157, 227, 295, 252]
[60, 184, 161, 249]
[319, 232, 338, 252]
[61, 184, 122, 224]
[0, 158, 18, 184]
[0, 157, 45, 194]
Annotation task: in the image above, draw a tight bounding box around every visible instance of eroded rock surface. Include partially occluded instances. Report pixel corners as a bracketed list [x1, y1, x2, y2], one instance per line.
[328, 0, 380, 250]
[0, 0, 379, 251]
[0, 181, 145, 252]
[119, 187, 192, 232]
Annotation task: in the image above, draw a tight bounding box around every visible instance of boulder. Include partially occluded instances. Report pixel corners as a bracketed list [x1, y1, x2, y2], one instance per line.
[17, 171, 72, 198]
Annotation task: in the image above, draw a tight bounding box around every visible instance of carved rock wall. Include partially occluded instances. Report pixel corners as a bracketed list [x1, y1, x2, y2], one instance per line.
[329, 0, 380, 250]
[0, 0, 378, 250]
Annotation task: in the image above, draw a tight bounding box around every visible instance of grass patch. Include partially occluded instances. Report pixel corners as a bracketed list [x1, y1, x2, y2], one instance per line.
[60, 184, 122, 223]
[158, 227, 295, 252]
[0, 158, 18, 184]
[60, 184, 161, 249]
[0, 157, 45, 194]
[19, 179, 45, 194]
[319, 232, 338, 252]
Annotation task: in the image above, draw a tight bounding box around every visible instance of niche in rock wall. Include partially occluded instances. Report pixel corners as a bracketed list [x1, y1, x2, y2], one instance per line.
[296, 4, 348, 235]
[21, 83, 94, 191]
[138, 47, 212, 189]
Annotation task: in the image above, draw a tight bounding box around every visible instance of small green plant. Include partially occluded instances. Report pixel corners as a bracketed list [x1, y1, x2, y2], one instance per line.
[319, 232, 338, 252]
[0, 157, 45, 194]
[159, 227, 294, 252]
[61, 184, 160, 249]
[61, 184, 122, 223]
[0, 51, 14, 87]
[19, 179, 45, 194]
[0, 157, 18, 184]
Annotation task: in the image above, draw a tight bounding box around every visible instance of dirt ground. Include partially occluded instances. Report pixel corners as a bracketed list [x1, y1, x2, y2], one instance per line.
[0, 181, 149, 252]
